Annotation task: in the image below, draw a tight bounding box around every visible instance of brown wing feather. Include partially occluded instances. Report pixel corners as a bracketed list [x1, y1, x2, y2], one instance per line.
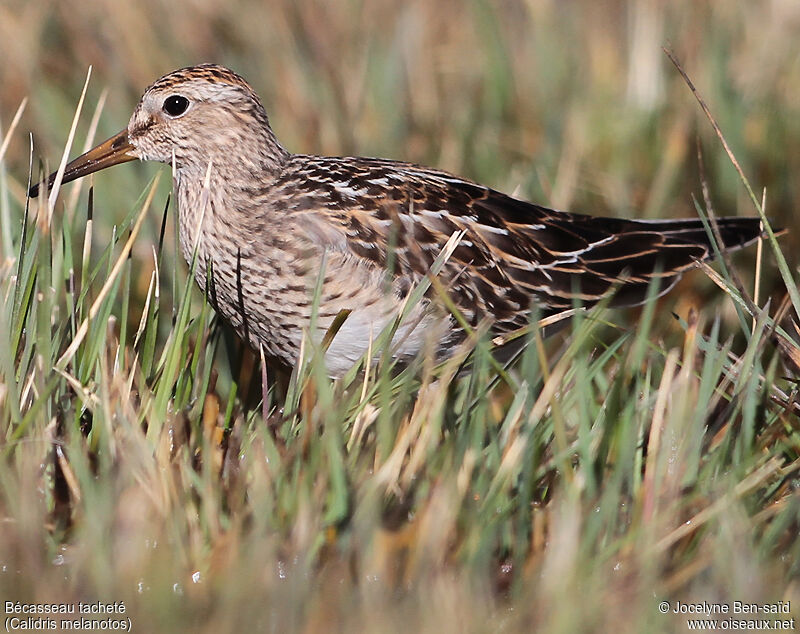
[274, 155, 764, 335]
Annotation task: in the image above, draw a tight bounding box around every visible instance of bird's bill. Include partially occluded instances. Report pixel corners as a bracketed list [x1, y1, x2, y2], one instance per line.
[29, 129, 137, 198]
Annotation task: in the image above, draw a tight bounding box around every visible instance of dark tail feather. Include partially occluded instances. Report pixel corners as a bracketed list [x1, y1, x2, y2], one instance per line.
[624, 216, 768, 254]
[531, 216, 774, 312]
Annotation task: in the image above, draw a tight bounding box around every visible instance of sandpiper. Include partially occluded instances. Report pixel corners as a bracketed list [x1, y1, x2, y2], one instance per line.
[30, 64, 769, 378]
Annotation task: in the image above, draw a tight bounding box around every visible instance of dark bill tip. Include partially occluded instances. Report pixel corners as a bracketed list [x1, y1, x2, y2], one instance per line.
[28, 129, 136, 198]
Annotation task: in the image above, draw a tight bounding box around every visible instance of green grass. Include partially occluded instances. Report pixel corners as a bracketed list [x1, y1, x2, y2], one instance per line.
[2, 2, 800, 632]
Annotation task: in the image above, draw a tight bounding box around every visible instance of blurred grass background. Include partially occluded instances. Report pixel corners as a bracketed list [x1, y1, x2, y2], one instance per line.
[3, 0, 800, 318]
[4, 0, 800, 218]
[1, 0, 800, 632]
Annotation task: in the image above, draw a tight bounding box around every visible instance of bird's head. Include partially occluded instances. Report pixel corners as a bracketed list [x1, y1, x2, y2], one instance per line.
[30, 64, 286, 197]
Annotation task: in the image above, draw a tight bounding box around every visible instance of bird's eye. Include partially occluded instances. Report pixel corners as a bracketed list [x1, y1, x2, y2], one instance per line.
[162, 95, 190, 117]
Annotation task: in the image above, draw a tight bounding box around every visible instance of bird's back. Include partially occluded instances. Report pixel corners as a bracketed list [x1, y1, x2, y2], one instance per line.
[262, 154, 762, 340]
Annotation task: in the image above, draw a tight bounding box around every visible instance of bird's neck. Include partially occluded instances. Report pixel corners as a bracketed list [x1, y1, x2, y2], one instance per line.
[176, 124, 288, 186]
[173, 138, 290, 281]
